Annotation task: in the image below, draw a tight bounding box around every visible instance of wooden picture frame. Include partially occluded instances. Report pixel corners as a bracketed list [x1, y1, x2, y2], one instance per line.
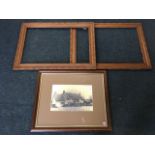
[95, 23, 152, 70]
[13, 22, 96, 70]
[31, 71, 112, 132]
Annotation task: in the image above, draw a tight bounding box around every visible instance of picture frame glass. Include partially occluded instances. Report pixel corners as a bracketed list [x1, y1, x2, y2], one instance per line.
[32, 72, 111, 131]
[51, 84, 93, 112]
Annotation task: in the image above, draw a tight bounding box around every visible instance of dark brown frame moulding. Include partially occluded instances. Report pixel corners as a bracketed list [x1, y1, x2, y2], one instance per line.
[31, 70, 112, 132]
[13, 22, 96, 70]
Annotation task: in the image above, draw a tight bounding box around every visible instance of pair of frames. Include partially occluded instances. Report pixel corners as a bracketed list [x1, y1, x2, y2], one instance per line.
[13, 22, 152, 70]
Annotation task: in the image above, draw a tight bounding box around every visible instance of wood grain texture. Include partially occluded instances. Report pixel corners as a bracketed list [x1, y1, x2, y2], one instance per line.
[70, 28, 76, 64]
[136, 24, 152, 69]
[95, 23, 141, 28]
[13, 22, 152, 70]
[14, 63, 96, 70]
[89, 23, 96, 65]
[24, 22, 95, 28]
[13, 24, 27, 69]
[97, 63, 148, 70]
[13, 22, 96, 70]
[95, 23, 152, 70]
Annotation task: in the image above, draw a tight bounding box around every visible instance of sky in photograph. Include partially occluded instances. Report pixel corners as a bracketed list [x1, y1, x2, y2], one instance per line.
[51, 84, 93, 99]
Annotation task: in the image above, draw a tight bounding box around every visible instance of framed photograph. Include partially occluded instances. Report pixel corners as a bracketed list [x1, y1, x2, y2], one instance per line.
[31, 71, 112, 132]
[13, 22, 96, 70]
[95, 23, 152, 70]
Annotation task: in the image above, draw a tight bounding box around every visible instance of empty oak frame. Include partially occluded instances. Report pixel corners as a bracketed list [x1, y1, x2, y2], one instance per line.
[95, 23, 152, 70]
[13, 22, 96, 70]
[13, 22, 152, 70]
